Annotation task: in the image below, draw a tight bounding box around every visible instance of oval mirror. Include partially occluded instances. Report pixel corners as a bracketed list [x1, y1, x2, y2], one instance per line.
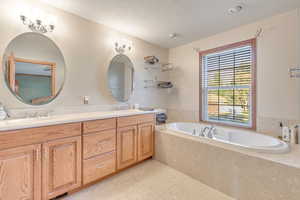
[108, 54, 134, 102]
[2, 33, 66, 105]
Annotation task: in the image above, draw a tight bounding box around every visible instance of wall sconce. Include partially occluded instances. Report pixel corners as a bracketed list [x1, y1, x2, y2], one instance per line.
[20, 13, 55, 34]
[115, 39, 133, 54]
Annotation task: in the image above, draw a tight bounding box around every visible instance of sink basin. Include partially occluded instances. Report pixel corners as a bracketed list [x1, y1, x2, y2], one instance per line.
[3, 117, 53, 124]
[115, 109, 147, 116]
[0, 109, 156, 132]
[138, 107, 155, 111]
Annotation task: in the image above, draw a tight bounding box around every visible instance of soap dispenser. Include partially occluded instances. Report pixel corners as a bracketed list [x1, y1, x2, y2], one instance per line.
[282, 126, 290, 142]
[0, 103, 8, 120]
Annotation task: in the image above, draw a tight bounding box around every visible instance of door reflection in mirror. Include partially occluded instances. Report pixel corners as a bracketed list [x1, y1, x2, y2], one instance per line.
[3, 32, 66, 105]
[7, 54, 56, 105]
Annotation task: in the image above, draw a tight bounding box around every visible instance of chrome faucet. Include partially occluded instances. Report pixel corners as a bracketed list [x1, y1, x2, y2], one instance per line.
[201, 125, 215, 138]
[207, 125, 216, 139]
[117, 103, 132, 110]
[126, 102, 133, 109]
[0, 102, 9, 120]
[200, 127, 210, 137]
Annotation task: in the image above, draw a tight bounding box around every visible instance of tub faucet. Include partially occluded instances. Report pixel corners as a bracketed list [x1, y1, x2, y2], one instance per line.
[201, 125, 215, 138]
[207, 126, 216, 139]
[201, 127, 210, 137]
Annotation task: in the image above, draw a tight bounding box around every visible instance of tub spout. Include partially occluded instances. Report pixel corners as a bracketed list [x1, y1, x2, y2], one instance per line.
[207, 126, 216, 139]
[201, 125, 215, 138]
[201, 127, 210, 137]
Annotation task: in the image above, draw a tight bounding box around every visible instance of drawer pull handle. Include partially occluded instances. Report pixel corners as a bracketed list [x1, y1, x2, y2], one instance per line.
[96, 139, 111, 148]
[96, 163, 105, 169]
[96, 142, 103, 150]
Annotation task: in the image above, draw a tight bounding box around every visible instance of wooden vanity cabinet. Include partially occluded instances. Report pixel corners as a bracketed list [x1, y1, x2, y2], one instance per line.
[138, 122, 155, 161]
[117, 114, 155, 170]
[82, 118, 117, 185]
[0, 114, 155, 199]
[42, 136, 82, 200]
[0, 144, 42, 200]
[117, 125, 138, 170]
[0, 122, 82, 200]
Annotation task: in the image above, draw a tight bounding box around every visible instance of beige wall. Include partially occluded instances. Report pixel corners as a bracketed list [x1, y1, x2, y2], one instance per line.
[0, 0, 169, 109]
[0, 0, 299, 136]
[168, 9, 300, 136]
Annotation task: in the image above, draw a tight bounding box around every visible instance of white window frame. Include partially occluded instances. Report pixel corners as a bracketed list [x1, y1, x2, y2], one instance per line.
[200, 39, 256, 129]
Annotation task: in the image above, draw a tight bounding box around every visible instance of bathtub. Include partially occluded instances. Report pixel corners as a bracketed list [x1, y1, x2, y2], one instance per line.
[166, 122, 290, 154]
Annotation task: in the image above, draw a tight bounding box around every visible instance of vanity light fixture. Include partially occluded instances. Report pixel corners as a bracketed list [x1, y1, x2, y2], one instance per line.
[115, 39, 132, 54]
[20, 15, 55, 34]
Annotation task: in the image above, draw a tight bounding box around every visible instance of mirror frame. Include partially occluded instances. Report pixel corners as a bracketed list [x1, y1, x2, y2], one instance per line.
[2, 32, 66, 106]
[107, 54, 134, 102]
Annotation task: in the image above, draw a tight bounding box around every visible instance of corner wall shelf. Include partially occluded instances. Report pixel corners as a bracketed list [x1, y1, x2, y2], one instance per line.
[144, 79, 174, 89]
[144, 63, 174, 72]
[289, 67, 300, 78]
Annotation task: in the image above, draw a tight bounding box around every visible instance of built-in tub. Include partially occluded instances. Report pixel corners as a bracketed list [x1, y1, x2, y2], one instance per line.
[166, 122, 290, 154]
[155, 123, 300, 200]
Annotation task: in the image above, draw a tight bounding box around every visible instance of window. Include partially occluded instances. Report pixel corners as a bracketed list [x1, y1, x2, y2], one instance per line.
[200, 39, 256, 128]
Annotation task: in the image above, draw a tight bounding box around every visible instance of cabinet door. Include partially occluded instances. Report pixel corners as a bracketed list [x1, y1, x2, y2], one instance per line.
[138, 123, 154, 161]
[117, 126, 138, 170]
[0, 144, 41, 200]
[43, 136, 82, 200]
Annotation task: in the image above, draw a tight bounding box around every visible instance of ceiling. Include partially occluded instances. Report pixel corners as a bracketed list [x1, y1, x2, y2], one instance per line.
[41, 0, 300, 48]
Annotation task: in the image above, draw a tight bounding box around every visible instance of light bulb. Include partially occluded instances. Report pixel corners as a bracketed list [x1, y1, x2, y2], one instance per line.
[46, 15, 57, 26]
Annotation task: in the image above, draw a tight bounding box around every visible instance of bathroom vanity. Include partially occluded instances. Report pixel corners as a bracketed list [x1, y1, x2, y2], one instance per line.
[0, 111, 155, 200]
[0, 21, 156, 200]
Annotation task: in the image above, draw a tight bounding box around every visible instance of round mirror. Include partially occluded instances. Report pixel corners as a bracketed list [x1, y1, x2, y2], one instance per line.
[2, 33, 66, 105]
[108, 54, 134, 102]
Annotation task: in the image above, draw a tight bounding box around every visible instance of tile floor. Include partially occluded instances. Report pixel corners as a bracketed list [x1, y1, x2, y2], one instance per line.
[62, 159, 234, 200]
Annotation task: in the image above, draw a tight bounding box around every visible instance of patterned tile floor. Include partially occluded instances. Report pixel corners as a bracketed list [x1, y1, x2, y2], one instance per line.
[62, 159, 234, 200]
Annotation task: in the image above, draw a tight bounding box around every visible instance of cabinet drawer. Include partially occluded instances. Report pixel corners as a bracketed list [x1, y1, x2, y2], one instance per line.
[138, 114, 155, 124]
[117, 114, 155, 128]
[83, 118, 116, 134]
[83, 151, 116, 185]
[83, 130, 116, 159]
[0, 123, 81, 151]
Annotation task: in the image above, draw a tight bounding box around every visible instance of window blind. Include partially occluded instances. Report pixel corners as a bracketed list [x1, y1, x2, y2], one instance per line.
[202, 45, 253, 127]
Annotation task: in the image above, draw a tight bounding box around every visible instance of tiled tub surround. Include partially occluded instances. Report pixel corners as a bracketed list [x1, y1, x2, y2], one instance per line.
[155, 126, 300, 200]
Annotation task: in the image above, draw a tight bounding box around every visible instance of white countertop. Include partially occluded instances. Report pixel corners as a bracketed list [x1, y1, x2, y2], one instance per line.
[0, 109, 158, 132]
